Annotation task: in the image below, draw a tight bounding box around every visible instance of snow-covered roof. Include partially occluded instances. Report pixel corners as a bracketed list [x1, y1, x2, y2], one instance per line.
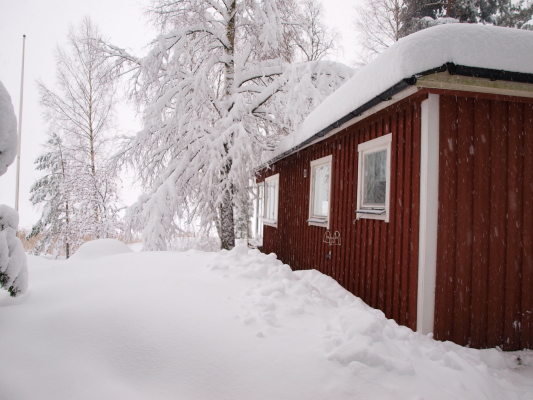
[271, 24, 533, 161]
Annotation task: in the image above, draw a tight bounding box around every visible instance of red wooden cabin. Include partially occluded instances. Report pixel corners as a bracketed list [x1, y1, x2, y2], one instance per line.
[256, 24, 533, 350]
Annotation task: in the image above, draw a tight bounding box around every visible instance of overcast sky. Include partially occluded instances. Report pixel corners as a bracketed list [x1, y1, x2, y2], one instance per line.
[0, 0, 360, 228]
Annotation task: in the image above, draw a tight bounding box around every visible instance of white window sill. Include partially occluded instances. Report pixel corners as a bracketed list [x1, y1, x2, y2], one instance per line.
[355, 209, 388, 222]
[307, 218, 328, 228]
[263, 219, 278, 228]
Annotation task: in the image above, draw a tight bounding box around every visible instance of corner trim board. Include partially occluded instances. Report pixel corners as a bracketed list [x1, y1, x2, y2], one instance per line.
[417, 94, 440, 334]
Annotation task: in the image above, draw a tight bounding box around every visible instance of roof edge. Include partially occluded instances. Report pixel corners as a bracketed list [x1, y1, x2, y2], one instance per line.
[256, 63, 533, 173]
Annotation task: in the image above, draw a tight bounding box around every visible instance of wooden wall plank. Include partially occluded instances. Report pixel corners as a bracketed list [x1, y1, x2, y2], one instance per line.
[435, 95, 458, 341]
[503, 102, 524, 350]
[401, 105, 413, 326]
[470, 98, 491, 348]
[487, 100, 508, 348]
[393, 108, 406, 323]
[454, 96, 474, 346]
[522, 103, 533, 349]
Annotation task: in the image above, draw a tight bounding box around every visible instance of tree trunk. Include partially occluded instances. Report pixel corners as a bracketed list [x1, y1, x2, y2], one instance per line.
[219, 189, 235, 250]
[218, 0, 237, 251]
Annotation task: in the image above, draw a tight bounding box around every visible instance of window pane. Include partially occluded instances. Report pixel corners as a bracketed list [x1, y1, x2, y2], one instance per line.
[258, 184, 264, 218]
[313, 164, 330, 217]
[363, 150, 386, 205]
[265, 178, 278, 221]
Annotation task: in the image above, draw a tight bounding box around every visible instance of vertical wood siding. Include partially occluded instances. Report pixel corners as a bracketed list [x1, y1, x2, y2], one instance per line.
[258, 96, 423, 331]
[434, 95, 533, 350]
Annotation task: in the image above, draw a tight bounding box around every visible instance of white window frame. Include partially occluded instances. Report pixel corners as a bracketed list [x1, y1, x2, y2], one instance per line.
[263, 174, 279, 227]
[356, 133, 392, 223]
[254, 181, 264, 239]
[308, 155, 332, 228]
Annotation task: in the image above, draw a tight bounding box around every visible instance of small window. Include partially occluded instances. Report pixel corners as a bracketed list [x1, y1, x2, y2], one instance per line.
[356, 134, 391, 222]
[308, 155, 332, 228]
[263, 174, 279, 227]
[254, 182, 264, 239]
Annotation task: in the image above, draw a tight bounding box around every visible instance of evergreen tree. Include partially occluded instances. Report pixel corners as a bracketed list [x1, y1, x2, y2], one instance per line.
[28, 131, 76, 257]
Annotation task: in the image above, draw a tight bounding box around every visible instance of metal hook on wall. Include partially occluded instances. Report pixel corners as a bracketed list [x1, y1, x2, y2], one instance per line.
[323, 230, 341, 246]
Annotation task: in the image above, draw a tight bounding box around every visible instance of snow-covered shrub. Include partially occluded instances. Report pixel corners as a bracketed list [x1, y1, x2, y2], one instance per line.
[0, 80, 17, 177]
[0, 80, 27, 296]
[0, 205, 28, 296]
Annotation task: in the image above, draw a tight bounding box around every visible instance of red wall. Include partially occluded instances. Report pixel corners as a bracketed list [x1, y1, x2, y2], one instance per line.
[434, 92, 533, 350]
[258, 94, 424, 331]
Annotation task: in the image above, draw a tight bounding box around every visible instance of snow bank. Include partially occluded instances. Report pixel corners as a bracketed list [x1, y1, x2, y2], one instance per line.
[0, 80, 17, 176]
[68, 238, 133, 261]
[0, 205, 28, 296]
[274, 24, 533, 157]
[0, 245, 531, 399]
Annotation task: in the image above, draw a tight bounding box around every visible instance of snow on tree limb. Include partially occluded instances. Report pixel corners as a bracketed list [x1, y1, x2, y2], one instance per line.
[104, 0, 350, 250]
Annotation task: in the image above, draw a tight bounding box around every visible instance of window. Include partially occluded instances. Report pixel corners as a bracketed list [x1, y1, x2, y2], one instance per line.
[254, 182, 264, 239]
[308, 155, 332, 228]
[263, 174, 279, 227]
[356, 133, 391, 222]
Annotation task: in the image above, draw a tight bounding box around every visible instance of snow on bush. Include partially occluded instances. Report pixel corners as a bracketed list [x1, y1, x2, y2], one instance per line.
[0, 80, 17, 177]
[0, 205, 28, 296]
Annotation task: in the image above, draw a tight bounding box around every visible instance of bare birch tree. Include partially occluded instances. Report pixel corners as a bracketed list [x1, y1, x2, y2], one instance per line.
[354, 0, 406, 64]
[30, 17, 123, 256]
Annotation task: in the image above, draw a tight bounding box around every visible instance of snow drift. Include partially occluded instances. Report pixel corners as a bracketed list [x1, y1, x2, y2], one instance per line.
[0, 243, 531, 399]
[67, 238, 133, 261]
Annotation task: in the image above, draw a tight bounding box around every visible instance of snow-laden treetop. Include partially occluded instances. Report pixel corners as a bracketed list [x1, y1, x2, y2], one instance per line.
[0, 80, 17, 177]
[273, 24, 533, 159]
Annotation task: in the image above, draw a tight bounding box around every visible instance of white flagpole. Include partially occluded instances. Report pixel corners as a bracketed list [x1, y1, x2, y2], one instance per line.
[15, 34, 26, 212]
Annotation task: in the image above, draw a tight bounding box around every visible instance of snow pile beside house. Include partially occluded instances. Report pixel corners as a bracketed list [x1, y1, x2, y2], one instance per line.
[0, 80, 17, 177]
[1, 243, 532, 399]
[0, 205, 28, 296]
[274, 23, 533, 157]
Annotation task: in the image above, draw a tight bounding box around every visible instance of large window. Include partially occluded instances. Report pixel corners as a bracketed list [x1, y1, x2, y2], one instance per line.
[356, 134, 391, 222]
[308, 155, 332, 228]
[263, 174, 279, 227]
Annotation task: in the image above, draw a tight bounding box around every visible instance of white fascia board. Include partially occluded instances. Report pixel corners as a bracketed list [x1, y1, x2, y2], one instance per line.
[417, 94, 440, 334]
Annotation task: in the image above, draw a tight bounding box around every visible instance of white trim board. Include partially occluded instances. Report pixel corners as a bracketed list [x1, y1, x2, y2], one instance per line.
[417, 94, 440, 334]
[416, 71, 533, 99]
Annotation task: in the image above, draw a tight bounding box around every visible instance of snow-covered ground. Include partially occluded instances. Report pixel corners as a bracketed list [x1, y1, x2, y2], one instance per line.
[1, 240, 532, 399]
